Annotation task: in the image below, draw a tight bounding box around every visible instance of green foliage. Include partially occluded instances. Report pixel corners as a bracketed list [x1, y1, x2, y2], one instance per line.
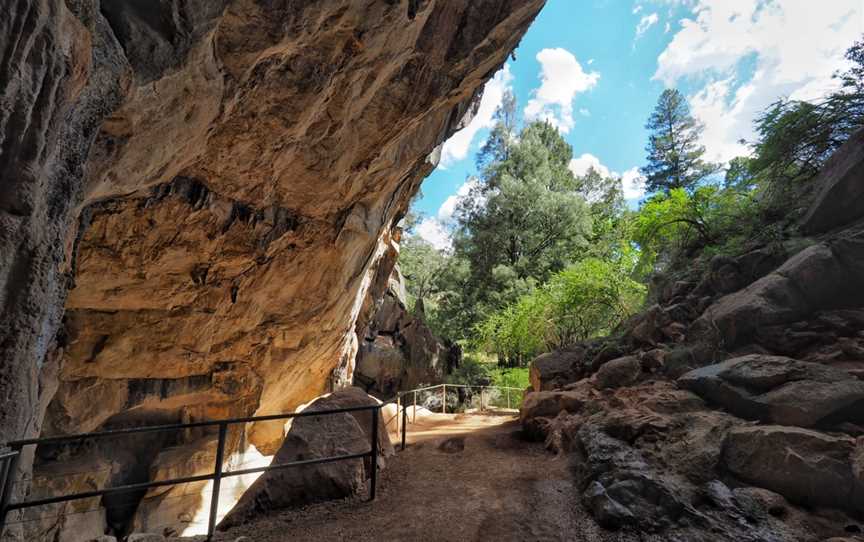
[633, 186, 758, 272]
[641, 89, 718, 193]
[396, 36, 864, 372]
[475, 257, 645, 365]
[436, 120, 593, 340]
[399, 236, 447, 305]
[751, 36, 864, 186]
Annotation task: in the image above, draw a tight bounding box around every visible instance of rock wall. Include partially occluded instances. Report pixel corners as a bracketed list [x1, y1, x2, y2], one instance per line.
[353, 264, 457, 397]
[0, 0, 544, 538]
[522, 130, 864, 541]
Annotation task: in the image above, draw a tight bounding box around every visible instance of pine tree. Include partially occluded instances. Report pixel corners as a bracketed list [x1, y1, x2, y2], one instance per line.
[641, 89, 717, 193]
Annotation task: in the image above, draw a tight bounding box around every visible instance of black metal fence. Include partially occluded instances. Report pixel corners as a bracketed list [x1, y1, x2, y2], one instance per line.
[0, 404, 384, 540]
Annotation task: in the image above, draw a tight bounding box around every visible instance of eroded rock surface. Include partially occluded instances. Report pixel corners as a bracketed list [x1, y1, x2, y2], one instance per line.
[1, 0, 545, 538]
[353, 266, 455, 396]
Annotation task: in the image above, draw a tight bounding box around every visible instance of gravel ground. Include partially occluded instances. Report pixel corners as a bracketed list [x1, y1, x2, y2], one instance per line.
[189, 413, 648, 542]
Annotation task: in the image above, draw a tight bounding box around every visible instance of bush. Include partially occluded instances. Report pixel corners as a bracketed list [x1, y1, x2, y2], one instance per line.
[475, 257, 645, 365]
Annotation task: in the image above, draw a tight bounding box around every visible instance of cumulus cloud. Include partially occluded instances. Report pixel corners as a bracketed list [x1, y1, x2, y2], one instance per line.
[437, 178, 480, 223]
[414, 179, 480, 250]
[621, 167, 647, 200]
[569, 153, 646, 201]
[415, 218, 452, 251]
[439, 65, 514, 167]
[524, 48, 599, 133]
[654, 0, 862, 162]
[636, 13, 660, 39]
[569, 153, 614, 179]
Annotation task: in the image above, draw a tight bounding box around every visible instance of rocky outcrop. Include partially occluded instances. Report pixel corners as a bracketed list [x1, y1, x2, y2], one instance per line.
[1, 0, 545, 538]
[520, 131, 864, 539]
[353, 266, 455, 396]
[803, 127, 864, 234]
[679, 354, 864, 428]
[529, 349, 584, 391]
[722, 425, 864, 515]
[218, 388, 391, 529]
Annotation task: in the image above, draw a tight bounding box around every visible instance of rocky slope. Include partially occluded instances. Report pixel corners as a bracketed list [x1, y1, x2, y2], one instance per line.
[521, 129, 864, 541]
[1, 0, 545, 539]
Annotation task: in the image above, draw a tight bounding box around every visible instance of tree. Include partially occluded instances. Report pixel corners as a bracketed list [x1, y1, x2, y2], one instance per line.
[475, 257, 645, 365]
[398, 236, 446, 305]
[476, 90, 518, 177]
[750, 37, 864, 185]
[641, 89, 717, 193]
[452, 121, 592, 317]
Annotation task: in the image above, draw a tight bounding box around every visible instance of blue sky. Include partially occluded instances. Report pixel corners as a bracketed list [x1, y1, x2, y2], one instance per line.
[414, 0, 863, 249]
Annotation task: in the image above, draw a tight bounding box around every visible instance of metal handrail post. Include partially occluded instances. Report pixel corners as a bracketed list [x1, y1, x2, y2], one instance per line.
[396, 394, 401, 435]
[506, 388, 511, 410]
[0, 448, 21, 534]
[401, 403, 407, 451]
[442, 384, 446, 414]
[413, 391, 417, 423]
[369, 409, 379, 501]
[207, 423, 228, 540]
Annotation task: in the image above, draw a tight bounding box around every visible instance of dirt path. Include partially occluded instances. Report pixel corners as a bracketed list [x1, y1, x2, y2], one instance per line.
[204, 412, 640, 542]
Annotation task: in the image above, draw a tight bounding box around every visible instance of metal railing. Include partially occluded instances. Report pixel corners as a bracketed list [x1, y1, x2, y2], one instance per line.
[0, 404, 383, 540]
[391, 383, 525, 449]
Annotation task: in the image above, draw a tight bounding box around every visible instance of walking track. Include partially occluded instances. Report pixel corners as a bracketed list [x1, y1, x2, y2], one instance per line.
[202, 413, 642, 542]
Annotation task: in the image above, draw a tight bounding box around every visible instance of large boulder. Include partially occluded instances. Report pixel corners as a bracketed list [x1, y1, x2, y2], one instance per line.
[594, 356, 642, 390]
[722, 425, 864, 514]
[219, 388, 391, 528]
[519, 388, 593, 440]
[691, 228, 864, 349]
[803, 127, 864, 234]
[678, 354, 864, 428]
[529, 349, 584, 391]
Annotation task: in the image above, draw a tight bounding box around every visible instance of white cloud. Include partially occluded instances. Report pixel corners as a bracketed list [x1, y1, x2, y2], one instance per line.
[636, 13, 660, 39]
[621, 167, 647, 200]
[439, 65, 514, 167]
[569, 153, 646, 201]
[655, 0, 862, 162]
[633, 4, 644, 14]
[414, 179, 481, 250]
[579, 108, 591, 117]
[569, 153, 614, 178]
[524, 48, 599, 133]
[415, 218, 452, 251]
[437, 179, 479, 223]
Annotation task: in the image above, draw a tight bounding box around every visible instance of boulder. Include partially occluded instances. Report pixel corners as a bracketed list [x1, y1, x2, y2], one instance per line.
[692, 229, 864, 349]
[722, 425, 864, 514]
[219, 388, 391, 528]
[803, 127, 864, 234]
[679, 354, 864, 428]
[574, 424, 695, 532]
[594, 356, 642, 390]
[519, 389, 591, 440]
[529, 349, 584, 391]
